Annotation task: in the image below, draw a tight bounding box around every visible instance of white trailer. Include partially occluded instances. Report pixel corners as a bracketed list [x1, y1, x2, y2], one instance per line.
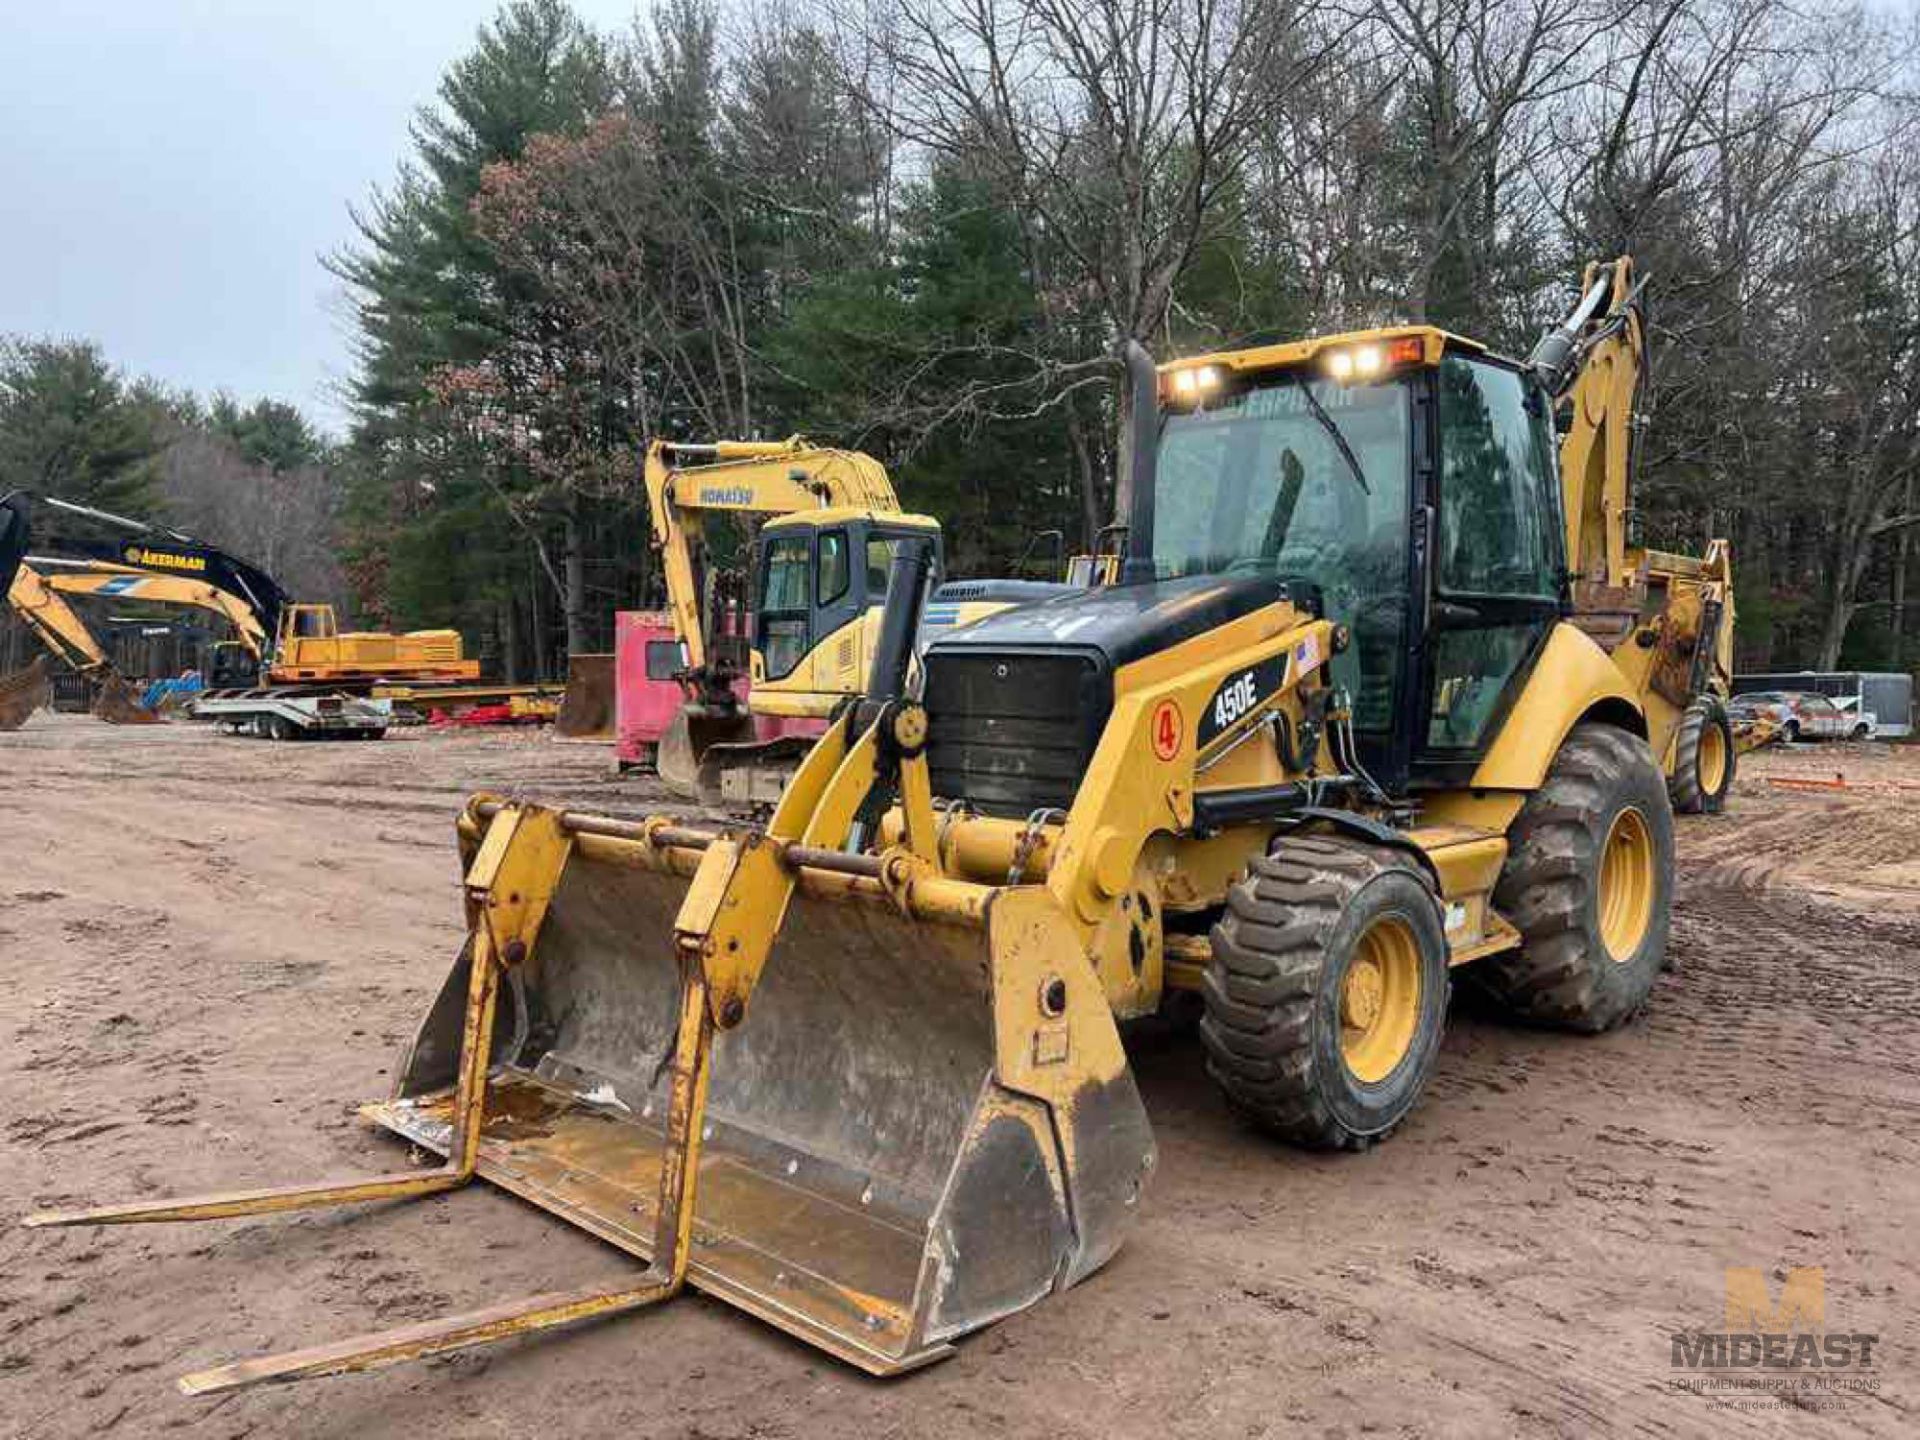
[191, 688, 391, 740]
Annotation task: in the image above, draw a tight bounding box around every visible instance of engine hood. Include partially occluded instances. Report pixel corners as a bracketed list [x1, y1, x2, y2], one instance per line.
[923, 572, 1312, 670]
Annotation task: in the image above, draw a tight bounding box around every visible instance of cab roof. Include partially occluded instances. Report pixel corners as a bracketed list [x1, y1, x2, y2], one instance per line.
[760, 508, 940, 533]
[1159, 324, 1491, 378]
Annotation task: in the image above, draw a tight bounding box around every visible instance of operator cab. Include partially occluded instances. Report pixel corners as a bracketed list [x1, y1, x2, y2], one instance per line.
[753, 510, 945, 682]
[1151, 330, 1567, 786]
[923, 327, 1569, 807]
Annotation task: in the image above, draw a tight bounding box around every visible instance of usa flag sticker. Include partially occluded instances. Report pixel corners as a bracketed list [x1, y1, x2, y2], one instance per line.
[1293, 632, 1321, 674]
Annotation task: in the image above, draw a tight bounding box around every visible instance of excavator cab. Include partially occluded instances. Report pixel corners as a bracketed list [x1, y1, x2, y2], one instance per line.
[751, 510, 945, 701]
[1, 491, 28, 589]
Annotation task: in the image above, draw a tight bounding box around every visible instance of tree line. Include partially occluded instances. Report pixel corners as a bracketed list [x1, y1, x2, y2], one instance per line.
[334, 0, 1920, 676]
[0, 337, 350, 671]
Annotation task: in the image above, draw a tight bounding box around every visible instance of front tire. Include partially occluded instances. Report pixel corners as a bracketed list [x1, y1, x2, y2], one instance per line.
[1476, 723, 1673, 1031]
[1668, 695, 1734, 814]
[1201, 836, 1449, 1150]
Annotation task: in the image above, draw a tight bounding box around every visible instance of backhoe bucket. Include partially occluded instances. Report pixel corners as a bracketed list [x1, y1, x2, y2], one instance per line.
[364, 820, 1155, 1373]
[0, 656, 52, 730]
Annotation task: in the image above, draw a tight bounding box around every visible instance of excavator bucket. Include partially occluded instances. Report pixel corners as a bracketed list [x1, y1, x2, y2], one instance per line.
[654, 707, 754, 793]
[554, 652, 615, 738]
[362, 812, 1155, 1374]
[0, 655, 52, 730]
[3, 491, 157, 726]
[91, 671, 162, 725]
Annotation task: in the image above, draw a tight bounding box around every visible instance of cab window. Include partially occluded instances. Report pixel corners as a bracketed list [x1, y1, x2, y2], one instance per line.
[1435, 357, 1559, 597]
[1154, 376, 1411, 735]
[817, 530, 850, 606]
[866, 537, 894, 600]
[1422, 357, 1562, 754]
[760, 534, 812, 679]
[762, 535, 811, 612]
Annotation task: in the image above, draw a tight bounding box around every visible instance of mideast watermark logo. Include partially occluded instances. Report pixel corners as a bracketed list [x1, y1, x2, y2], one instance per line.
[1669, 1267, 1882, 1415]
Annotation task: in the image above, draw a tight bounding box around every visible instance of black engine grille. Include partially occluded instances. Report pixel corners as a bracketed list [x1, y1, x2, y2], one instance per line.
[923, 650, 1110, 816]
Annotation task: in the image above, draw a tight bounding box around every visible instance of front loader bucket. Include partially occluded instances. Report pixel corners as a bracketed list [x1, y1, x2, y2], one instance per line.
[365, 825, 1155, 1373]
[0, 656, 52, 730]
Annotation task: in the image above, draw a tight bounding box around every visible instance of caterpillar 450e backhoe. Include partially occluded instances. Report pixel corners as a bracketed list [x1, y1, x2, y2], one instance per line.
[32, 259, 1721, 1392]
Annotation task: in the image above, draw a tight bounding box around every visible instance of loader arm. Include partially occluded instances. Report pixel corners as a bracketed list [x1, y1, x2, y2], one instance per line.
[23, 534, 1152, 1388]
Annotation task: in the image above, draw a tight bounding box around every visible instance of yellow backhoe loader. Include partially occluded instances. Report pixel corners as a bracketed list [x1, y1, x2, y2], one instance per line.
[643, 436, 1053, 802]
[31, 258, 1716, 1391]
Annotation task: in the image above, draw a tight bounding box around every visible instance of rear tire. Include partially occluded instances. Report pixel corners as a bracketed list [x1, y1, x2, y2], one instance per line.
[1668, 696, 1734, 814]
[1201, 836, 1449, 1150]
[1476, 723, 1673, 1031]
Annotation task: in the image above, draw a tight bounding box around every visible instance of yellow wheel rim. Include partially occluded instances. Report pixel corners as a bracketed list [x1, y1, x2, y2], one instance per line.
[1339, 916, 1422, 1084]
[1697, 721, 1728, 795]
[1598, 807, 1655, 963]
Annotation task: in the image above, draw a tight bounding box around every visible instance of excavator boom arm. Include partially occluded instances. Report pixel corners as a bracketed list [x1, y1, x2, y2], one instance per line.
[6, 561, 113, 672]
[26, 558, 267, 658]
[1542, 257, 1645, 591]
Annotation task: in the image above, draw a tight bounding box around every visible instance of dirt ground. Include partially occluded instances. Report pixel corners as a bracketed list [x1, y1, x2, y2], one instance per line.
[1, 713, 1914, 1438]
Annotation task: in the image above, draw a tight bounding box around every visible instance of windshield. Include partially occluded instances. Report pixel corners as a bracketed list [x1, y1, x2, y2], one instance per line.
[1154, 375, 1411, 730]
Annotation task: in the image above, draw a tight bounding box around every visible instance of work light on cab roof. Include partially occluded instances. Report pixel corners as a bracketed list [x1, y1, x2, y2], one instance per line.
[1321, 334, 1425, 383]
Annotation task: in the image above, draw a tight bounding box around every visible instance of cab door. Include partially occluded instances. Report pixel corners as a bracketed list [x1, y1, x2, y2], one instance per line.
[756, 531, 815, 681]
[1414, 354, 1566, 778]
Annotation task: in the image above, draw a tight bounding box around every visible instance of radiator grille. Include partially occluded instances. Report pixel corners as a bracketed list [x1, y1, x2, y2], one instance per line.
[923, 651, 1109, 816]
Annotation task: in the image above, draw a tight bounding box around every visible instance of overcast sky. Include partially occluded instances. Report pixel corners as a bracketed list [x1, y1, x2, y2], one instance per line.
[1, 1, 641, 437]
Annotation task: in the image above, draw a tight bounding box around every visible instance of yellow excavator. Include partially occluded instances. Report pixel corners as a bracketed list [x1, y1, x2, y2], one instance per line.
[1, 494, 160, 726]
[17, 554, 270, 682]
[32, 258, 1731, 1390]
[2, 492, 491, 739]
[643, 436, 1056, 802]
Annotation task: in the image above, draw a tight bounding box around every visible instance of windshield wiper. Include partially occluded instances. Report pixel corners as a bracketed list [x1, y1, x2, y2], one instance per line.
[1296, 382, 1370, 496]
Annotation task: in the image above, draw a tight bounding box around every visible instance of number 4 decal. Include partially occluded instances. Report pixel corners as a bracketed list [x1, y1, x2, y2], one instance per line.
[1151, 700, 1183, 760]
